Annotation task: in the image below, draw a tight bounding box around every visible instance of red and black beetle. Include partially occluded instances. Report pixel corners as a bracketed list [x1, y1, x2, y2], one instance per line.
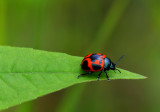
[78, 53, 125, 81]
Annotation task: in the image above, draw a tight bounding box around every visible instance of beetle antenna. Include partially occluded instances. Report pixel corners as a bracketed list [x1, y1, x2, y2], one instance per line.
[115, 54, 125, 65]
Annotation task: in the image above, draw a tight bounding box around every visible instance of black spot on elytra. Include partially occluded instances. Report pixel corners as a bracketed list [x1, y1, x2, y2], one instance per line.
[90, 54, 98, 60]
[90, 54, 102, 62]
[82, 60, 90, 70]
[92, 64, 102, 70]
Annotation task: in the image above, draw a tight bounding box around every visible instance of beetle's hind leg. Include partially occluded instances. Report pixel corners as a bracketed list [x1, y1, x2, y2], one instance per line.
[77, 72, 92, 78]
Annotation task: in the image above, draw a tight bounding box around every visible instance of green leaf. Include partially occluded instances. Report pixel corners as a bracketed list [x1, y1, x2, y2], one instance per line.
[0, 46, 146, 110]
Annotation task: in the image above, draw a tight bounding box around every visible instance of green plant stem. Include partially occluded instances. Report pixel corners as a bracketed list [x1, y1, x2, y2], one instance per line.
[33, 0, 46, 49]
[145, 0, 160, 111]
[88, 0, 130, 52]
[55, 85, 85, 112]
[16, 101, 34, 112]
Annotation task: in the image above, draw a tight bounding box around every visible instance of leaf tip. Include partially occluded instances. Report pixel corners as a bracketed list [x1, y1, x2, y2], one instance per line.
[144, 76, 148, 79]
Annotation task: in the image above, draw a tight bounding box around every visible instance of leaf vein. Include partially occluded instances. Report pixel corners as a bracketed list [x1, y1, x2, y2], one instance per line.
[22, 75, 39, 90]
[0, 76, 19, 96]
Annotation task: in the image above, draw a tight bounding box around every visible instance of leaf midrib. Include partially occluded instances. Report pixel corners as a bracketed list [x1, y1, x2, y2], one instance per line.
[0, 71, 80, 74]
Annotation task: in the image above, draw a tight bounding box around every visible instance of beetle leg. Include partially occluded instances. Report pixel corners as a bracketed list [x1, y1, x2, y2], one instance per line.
[104, 70, 110, 81]
[97, 70, 103, 81]
[77, 72, 92, 78]
[116, 69, 121, 73]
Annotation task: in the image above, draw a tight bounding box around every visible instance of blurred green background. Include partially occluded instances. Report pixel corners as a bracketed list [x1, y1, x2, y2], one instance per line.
[0, 0, 159, 112]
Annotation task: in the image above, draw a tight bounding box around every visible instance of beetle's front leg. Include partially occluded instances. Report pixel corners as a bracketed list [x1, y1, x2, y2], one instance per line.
[104, 70, 110, 81]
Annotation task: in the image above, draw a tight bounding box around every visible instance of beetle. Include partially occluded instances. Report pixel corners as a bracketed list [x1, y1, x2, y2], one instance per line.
[77, 53, 125, 81]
